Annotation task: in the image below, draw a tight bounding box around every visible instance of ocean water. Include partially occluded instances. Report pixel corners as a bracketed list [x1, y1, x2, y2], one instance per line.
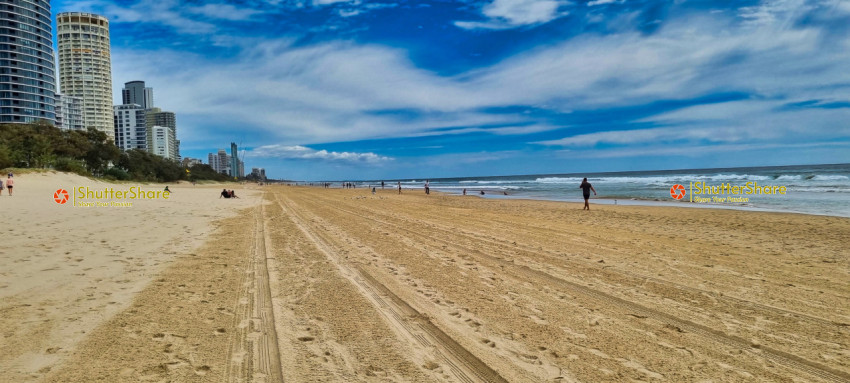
[375, 164, 850, 218]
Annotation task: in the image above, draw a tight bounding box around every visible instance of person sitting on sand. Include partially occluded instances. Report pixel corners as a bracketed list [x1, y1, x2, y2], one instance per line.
[229, 190, 240, 198]
[579, 177, 597, 210]
[220, 188, 231, 199]
[164, 186, 171, 193]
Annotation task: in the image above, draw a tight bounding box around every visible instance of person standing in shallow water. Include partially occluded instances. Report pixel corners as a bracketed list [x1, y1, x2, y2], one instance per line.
[579, 177, 596, 210]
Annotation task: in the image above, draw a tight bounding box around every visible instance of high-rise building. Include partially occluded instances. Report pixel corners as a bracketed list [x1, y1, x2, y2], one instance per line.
[145, 107, 179, 159]
[230, 142, 238, 178]
[208, 152, 220, 172]
[208, 149, 230, 174]
[55, 93, 84, 131]
[113, 104, 146, 151]
[151, 125, 177, 160]
[122, 80, 152, 109]
[56, 12, 113, 140]
[217, 149, 229, 174]
[251, 168, 266, 180]
[0, 0, 58, 124]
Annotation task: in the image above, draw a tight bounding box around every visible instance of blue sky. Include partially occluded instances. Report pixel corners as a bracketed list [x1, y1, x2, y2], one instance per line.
[52, 0, 850, 180]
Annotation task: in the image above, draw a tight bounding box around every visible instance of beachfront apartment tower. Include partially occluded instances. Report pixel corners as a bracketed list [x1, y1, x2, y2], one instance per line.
[122, 80, 152, 109]
[114, 104, 147, 151]
[230, 142, 238, 178]
[145, 107, 179, 159]
[56, 12, 113, 140]
[54, 93, 84, 131]
[0, 0, 57, 124]
[209, 149, 234, 175]
[151, 125, 177, 160]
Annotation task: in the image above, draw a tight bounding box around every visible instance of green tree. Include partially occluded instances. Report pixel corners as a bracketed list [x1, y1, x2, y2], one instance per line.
[83, 128, 120, 175]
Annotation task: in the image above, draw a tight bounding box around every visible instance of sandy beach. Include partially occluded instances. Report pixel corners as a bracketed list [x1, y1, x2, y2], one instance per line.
[2, 174, 849, 382]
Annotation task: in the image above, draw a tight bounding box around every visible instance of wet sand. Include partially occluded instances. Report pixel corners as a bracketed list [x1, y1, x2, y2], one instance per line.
[3, 179, 849, 382]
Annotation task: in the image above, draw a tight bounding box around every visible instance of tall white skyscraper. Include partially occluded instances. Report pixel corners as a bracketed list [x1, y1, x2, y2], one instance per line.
[57, 12, 113, 140]
[151, 125, 177, 160]
[55, 94, 84, 131]
[114, 104, 147, 151]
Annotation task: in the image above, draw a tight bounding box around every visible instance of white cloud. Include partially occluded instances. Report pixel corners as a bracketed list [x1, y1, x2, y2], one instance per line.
[108, 0, 850, 156]
[455, 0, 568, 30]
[313, 0, 355, 5]
[587, 0, 623, 6]
[185, 3, 265, 21]
[537, 100, 850, 147]
[250, 145, 392, 163]
[338, 8, 361, 17]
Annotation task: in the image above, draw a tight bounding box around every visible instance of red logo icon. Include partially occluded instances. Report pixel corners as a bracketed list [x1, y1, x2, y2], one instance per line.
[670, 184, 686, 200]
[54, 189, 69, 204]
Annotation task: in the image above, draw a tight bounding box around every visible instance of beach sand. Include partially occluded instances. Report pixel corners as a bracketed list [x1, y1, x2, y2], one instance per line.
[2, 177, 849, 382]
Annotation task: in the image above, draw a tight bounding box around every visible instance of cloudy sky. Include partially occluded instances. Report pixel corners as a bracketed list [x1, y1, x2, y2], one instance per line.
[52, 0, 850, 180]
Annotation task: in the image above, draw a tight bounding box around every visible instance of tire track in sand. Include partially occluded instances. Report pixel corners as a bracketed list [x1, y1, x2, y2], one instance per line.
[225, 198, 284, 383]
[274, 193, 508, 383]
[324, 196, 844, 329]
[314, 199, 850, 383]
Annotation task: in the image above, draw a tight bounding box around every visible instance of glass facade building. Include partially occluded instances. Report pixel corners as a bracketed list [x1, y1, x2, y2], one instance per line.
[0, 0, 57, 124]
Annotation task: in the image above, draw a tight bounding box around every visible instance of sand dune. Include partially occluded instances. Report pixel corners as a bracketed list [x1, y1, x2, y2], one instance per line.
[2, 178, 848, 382]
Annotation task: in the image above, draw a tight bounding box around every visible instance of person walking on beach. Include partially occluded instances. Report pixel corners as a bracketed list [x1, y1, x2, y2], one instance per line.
[5, 173, 13, 196]
[425, 180, 430, 195]
[579, 177, 596, 210]
[398, 181, 402, 194]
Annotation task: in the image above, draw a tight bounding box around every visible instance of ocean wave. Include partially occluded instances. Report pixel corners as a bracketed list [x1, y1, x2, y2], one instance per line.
[774, 175, 802, 181]
[811, 175, 850, 181]
[535, 177, 585, 183]
[434, 185, 527, 190]
[459, 180, 529, 184]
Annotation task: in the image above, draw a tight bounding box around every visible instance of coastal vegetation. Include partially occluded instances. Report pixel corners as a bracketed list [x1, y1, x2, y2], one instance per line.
[0, 122, 229, 182]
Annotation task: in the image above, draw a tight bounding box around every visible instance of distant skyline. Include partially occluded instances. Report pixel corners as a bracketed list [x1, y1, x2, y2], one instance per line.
[52, 0, 850, 180]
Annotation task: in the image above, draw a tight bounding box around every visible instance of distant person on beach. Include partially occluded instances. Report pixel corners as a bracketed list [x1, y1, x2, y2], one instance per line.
[579, 178, 597, 210]
[463, 188, 466, 196]
[220, 188, 231, 199]
[398, 181, 402, 194]
[5, 173, 13, 196]
[425, 180, 430, 195]
[480, 190, 485, 195]
[164, 186, 171, 193]
[381, 181, 385, 189]
[230, 190, 240, 198]
[372, 186, 376, 195]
